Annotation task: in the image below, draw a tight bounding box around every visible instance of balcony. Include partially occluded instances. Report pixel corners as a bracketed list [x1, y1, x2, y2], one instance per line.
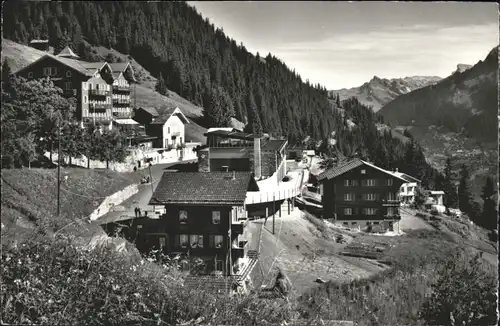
[112, 111, 132, 119]
[89, 89, 109, 97]
[171, 131, 181, 137]
[381, 199, 400, 207]
[89, 103, 112, 110]
[113, 85, 131, 93]
[112, 98, 131, 106]
[231, 219, 247, 234]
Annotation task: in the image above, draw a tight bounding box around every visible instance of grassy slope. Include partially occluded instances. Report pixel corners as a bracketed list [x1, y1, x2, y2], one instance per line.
[2, 39, 208, 143]
[1, 167, 142, 244]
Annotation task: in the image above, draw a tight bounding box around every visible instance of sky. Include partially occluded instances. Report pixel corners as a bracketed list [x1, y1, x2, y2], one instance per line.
[188, 1, 499, 89]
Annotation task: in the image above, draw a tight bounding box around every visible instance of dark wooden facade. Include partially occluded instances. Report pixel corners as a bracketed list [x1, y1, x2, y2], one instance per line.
[15, 56, 85, 114]
[319, 162, 405, 222]
[127, 204, 248, 276]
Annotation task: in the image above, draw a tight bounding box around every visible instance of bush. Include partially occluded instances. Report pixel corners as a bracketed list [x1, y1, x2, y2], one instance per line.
[419, 249, 498, 326]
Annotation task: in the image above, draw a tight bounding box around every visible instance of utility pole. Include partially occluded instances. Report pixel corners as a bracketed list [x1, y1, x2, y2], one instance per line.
[272, 194, 275, 235]
[148, 161, 155, 210]
[57, 124, 61, 217]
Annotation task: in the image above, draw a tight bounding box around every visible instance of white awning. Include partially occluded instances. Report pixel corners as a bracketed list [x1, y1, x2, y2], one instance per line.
[114, 119, 139, 125]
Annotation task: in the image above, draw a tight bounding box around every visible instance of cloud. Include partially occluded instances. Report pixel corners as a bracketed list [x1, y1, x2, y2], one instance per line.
[267, 23, 498, 89]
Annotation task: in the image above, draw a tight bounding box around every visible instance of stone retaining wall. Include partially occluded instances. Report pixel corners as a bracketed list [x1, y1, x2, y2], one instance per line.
[89, 184, 139, 221]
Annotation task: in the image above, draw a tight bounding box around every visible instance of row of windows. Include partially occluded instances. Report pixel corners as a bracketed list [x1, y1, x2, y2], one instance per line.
[40, 67, 72, 78]
[344, 179, 393, 187]
[343, 207, 399, 216]
[175, 234, 224, 249]
[83, 82, 112, 91]
[343, 192, 396, 201]
[112, 79, 129, 87]
[179, 210, 221, 225]
[344, 208, 377, 215]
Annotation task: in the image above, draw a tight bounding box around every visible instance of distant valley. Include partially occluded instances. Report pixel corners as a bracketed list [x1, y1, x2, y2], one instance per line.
[330, 75, 442, 112]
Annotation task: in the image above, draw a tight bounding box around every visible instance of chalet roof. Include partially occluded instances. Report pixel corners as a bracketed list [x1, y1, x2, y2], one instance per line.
[30, 39, 49, 44]
[56, 46, 80, 59]
[109, 62, 136, 82]
[261, 139, 287, 152]
[317, 159, 409, 182]
[205, 129, 262, 140]
[207, 127, 238, 133]
[149, 172, 259, 206]
[393, 172, 421, 183]
[137, 107, 160, 117]
[150, 107, 190, 125]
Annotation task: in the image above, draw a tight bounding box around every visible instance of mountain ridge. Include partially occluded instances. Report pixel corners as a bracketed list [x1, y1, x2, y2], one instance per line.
[330, 75, 442, 112]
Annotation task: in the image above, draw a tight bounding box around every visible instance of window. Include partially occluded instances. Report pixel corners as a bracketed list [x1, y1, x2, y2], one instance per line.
[96, 84, 99, 90]
[50, 67, 58, 76]
[190, 235, 200, 248]
[387, 192, 396, 201]
[363, 208, 376, 216]
[361, 169, 366, 174]
[66, 70, 72, 78]
[179, 210, 187, 224]
[43, 67, 50, 76]
[344, 180, 358, 187]
[212, 211, 221, 224]
[28, 72, 34, 78]
[387, 179, 393, 186]
[214, 235, 223, 248]
[65, 82, 72, 90]
[344, 208, 352, 215]
[387, 207, 394, 216]
[197, 235, 204, 248]
[168, 127, 170, 133]
[363, 179, 376, 186]
[363, 193, 376, 201]
[83, 96, 88, 104]
[351, 222, 357, 226]
[344, 193, 354, 201]
[180, 234, 189, 248]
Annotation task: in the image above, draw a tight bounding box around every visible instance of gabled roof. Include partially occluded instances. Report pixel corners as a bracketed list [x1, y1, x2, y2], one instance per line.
[30, 39, 48, 44]
[137, 107, 160, 117]
[15, 54, 94, 77]
[207, 127, 238, 133]
[150, 107, 189, 125]
[149, 172, 259, 206]
[205, 129, 261, 140]
[109, 62, 136, 82]
[56, 46, 80, 59]
[393, 172, 421, 183]
[317, 158, 409, 182]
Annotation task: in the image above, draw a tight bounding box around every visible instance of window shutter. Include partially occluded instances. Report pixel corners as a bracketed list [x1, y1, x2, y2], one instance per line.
[174, 235, 180, 248]
[209, 235, 215, 248]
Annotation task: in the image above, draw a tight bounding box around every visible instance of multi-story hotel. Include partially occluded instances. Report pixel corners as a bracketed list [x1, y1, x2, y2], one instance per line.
[14, 46, 136, 130]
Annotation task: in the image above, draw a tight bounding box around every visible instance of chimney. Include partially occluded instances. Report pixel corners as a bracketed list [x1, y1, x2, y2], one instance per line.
[254, 137, 262, 179]
[395, 168, 399, 172]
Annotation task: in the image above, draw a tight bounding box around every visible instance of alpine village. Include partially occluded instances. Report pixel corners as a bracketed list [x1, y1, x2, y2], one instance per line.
[1, 2, 498, 326]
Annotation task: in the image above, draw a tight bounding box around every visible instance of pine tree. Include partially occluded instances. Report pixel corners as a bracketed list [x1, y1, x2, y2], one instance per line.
[155, 72, 168, 96]
[480, 176, 497, 230]
[458, 164, 472, 215]
[335, 93, 341, 107]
